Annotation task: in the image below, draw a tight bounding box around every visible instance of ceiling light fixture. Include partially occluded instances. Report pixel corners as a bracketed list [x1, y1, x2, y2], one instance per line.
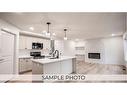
[46, 22, 51, 37]
[64, 28, 68, 40]
[29, 27, 34, 31]
[75, 39, 79, 41]
[111, 34, 115, 36]
[52, 32, 56, 36]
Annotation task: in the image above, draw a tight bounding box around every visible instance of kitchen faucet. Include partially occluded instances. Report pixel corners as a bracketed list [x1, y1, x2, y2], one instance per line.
[55, 50, 59, 58]
[50, 50, 59, 58]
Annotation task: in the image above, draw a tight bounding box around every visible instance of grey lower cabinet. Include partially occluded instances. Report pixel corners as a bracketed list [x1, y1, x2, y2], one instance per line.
[32, 62, 43, 74]
[32, 58, 76, 74]
[19, 58, 32, 73]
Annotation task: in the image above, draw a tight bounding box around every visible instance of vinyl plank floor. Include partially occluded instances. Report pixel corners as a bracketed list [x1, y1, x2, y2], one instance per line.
[8, 61, 126, 83]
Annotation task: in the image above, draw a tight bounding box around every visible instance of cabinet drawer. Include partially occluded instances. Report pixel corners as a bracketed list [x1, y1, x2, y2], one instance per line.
[32, 62, 43, 74]
[19, 58, 32, 73]
[19, 59, 26, 73]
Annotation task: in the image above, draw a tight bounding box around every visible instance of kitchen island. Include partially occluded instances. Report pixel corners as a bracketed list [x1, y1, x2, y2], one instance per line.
[31, 56, 76, 74]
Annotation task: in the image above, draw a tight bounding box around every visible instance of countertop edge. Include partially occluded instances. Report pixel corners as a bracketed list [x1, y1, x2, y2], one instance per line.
[31, 57, 76, 64]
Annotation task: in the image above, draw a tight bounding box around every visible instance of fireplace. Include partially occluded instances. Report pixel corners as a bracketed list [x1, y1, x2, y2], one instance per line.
[88, 53, 100, 59]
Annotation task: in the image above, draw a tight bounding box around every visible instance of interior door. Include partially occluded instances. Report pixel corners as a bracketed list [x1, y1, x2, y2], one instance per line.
[0, 30, 15, 74]
[1, 31, 14, 57]
[0, 31, 1, 58]
[26, 37, 32, 49]
[0, 56, 13, 74]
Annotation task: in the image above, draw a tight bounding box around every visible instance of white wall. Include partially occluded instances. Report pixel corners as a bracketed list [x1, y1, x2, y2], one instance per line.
[85, 39, 105, 64]
[0, 19, 20, 74]
[103, 37, 124, 64]
[54, 40, 64, 56]
[85, 36, 124, 64]
[55, 36, 124, 65]
[63, 40, 75, 56]
[55, 40, 75, 56]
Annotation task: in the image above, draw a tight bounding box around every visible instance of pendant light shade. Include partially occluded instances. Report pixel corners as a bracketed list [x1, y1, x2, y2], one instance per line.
[47, 22, 54, 40]
[46, 22, 51, 36]
[64, 28, 68, 40]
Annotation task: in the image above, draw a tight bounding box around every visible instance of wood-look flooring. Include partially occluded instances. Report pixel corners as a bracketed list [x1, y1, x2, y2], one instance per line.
[76, 61, 126, 75]
[7, 61, 127, 83]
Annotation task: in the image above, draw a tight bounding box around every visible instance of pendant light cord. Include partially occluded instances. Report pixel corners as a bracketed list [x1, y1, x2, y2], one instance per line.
[47, 22, 51, 33]
[64, 28, 67, 37]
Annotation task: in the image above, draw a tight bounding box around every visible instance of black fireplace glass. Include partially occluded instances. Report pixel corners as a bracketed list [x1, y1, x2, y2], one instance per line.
[88, 53, 100, 59]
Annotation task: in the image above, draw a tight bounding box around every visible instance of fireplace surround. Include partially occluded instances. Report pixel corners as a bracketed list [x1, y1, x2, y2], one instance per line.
[88, 53, 100, 59]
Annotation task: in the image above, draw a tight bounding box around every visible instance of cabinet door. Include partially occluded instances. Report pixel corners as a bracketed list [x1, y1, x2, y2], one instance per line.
[32, 62, 43, 74]
[25, 59, 32, 71]
[26, 37, 32, 49]
[43, 62, 61, 74]
[19, 59, 26, 72]
[0, 56, 14, 74]
[61, 59, 72, 74]
[19, 36, 27, 49]
[37, 38, 42, 43]
[33, 37, 39, 43]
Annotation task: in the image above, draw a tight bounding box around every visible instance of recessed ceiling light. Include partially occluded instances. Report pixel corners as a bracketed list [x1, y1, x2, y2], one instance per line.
[52, 33, 56, 36]
[111, 34, 115, 36]
[29, 27, 34, 31]
[75, 39, 79, 41]
[64, 37, 67, 40]
[46, 32, 50, 36]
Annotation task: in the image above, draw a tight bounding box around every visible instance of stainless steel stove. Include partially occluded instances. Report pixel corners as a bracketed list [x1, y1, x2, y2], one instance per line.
[30, 52, 45, 59]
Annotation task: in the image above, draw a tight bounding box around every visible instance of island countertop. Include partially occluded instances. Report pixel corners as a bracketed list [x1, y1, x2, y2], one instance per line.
[31, 56, 76, 64]
[19, 55, 33, 59]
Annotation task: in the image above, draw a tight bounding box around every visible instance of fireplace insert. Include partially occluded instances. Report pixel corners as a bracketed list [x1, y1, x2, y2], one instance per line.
[88, 53, 100, 59]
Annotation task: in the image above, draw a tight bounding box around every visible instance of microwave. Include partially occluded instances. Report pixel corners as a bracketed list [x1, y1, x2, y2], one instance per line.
[32, 42, 43, 49]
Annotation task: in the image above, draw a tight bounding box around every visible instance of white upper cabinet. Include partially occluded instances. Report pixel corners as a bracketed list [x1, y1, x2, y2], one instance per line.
[36, 38, 43, 43]
[19, 36, 27, 49]
[19, 36, 32, 50]
[26, 37, 32, 49]
[19, 35, 50, 50]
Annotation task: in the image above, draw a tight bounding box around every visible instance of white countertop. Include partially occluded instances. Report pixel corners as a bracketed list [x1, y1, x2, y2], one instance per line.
[19, 55, 33, 59]
[31, 56, 76, 64]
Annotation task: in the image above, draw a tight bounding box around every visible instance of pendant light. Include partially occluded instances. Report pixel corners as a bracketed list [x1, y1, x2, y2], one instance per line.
[64, 28, 68, 40]
[46, 22, 51, 37]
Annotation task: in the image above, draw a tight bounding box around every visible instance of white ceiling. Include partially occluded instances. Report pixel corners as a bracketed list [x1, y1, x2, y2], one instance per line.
[0, 12, 126, 40]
